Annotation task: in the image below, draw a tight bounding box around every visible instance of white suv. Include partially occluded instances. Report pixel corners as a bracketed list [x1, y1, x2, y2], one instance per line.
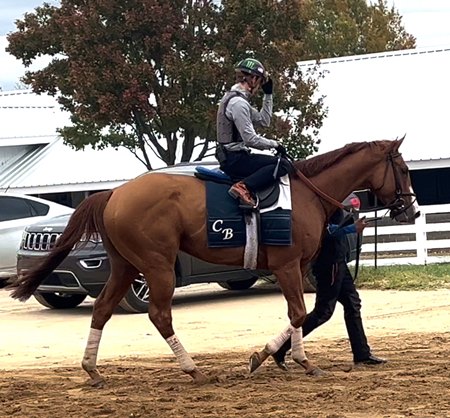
[0, 193, 73, 280]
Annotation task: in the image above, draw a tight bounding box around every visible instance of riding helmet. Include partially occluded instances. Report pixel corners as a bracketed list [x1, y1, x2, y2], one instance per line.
[235, 58, 266, 79]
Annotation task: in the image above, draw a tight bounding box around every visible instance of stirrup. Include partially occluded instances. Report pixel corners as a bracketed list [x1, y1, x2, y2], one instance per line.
[238, 195, 259, 210]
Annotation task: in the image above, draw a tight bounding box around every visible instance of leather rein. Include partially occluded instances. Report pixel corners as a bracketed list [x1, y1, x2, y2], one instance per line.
[291, 165, 348, 210]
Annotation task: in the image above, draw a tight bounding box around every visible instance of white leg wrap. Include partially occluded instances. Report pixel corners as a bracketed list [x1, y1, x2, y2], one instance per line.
[166, 334, 196, 373]
[291, 327, 308, 363]
[82, 328, 102, 371]
[264, 324, 295, 354]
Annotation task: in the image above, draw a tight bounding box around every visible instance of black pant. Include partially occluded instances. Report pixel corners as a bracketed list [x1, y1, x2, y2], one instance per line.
[275, 261, 371, 362]
[220, 150, 291, 192]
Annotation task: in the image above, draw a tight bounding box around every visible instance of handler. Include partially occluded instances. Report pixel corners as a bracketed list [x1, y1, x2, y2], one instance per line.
[272, 209, 387, 370]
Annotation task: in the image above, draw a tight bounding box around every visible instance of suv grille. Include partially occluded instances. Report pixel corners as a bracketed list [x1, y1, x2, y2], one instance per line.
[22, 232, 62, 251]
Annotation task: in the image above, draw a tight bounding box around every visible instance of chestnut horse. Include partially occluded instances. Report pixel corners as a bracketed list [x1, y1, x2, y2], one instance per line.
[11, 138, 419, 385]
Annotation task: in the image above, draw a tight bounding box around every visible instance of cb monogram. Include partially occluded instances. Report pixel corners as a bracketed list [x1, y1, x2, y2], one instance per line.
[212, 219, 234, 240]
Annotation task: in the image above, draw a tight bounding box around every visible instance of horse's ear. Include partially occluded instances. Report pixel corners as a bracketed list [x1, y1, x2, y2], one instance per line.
[393, 135, 405, 151]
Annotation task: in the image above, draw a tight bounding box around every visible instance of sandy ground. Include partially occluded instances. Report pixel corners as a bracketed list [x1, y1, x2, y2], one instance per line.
[1, 282, 449, 417]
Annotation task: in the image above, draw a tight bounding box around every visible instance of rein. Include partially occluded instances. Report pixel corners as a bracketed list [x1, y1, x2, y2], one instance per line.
[281, 155, 351, 212]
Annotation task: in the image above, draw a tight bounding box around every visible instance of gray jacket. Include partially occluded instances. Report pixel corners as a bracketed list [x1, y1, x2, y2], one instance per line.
[217, 84, 278, 152]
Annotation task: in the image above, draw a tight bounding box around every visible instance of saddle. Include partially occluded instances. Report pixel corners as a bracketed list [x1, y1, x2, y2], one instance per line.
[194, 166, 280, 210]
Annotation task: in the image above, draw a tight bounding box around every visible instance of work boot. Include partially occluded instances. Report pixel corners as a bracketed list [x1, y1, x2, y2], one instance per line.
[354, 354, 387, 365]
[228, 181, 256, 207]
[272, 354, 289, 371]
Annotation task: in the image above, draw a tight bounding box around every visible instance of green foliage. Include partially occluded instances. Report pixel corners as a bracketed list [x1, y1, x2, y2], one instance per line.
[354, 264, 450, 291]
[302, 0, 415, 59]
[7, 0, 415, 167]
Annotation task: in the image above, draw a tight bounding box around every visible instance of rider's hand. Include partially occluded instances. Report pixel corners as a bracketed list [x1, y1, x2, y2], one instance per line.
[276, 143, 288, 157]
[261, 77, 273, 95]
[354, 217, 368, 234]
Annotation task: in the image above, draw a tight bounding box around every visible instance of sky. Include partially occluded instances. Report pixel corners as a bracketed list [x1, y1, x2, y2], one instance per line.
[1, 0, 450, 90]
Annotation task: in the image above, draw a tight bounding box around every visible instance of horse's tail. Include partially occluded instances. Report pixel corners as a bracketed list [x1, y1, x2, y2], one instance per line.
[10, 190, 113, 302]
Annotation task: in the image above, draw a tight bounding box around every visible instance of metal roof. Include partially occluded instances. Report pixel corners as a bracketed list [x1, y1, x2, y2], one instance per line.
[0, 90, 66, 145]
[1, 47, 449, 195]
[0, 139, 148, 194]
[0, 90, 148, 194]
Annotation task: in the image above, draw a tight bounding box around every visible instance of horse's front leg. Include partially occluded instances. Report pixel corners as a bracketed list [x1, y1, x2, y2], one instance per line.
[145, 265, 212, 385]
[249, 260, 323, 376]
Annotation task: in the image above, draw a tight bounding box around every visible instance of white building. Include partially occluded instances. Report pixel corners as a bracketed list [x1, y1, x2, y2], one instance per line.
[302, 46, 450, 206]
[1, 46, 450, 206]
[301, 46, 450, 172]
[0, 90, 147, 206]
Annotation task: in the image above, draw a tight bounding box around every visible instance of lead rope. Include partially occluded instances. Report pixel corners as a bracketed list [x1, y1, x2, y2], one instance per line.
[353, 232, 362, 283]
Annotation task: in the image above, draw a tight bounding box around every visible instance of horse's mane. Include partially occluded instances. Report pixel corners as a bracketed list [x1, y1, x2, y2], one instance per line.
[295, 141, 370, 177]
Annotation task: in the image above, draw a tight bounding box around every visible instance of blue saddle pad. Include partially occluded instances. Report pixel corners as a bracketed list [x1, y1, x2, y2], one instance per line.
[195, 166, 232, 183]
[206, 181, 292, 247]
[206, 182, 246, 247]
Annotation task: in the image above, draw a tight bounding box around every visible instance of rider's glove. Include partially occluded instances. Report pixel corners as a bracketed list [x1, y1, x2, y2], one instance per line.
[261, 77, 273, 95]
[276, 144, 288, 157]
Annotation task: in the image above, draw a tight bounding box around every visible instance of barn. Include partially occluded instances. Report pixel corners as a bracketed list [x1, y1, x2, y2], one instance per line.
[0, 90, 147, 207]
[1, 46, 449, 264]
[300, 46, 450, 207]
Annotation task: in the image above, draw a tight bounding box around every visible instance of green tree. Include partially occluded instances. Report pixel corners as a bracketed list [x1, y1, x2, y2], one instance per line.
[303, 0, 415, 59]
[7, 0, 414, 166]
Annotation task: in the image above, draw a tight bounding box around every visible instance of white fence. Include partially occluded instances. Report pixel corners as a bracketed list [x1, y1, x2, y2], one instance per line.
[356, 204, 450, 266]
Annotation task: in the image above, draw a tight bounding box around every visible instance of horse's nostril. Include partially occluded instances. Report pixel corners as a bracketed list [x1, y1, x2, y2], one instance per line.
[414, 211, 421, 219]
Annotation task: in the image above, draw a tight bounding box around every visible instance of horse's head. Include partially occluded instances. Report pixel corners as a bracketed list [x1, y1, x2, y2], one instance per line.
[369, 138, 420, 223]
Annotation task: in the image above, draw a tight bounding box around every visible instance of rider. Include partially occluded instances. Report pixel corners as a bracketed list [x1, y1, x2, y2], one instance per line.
[216, 57, 290, 207]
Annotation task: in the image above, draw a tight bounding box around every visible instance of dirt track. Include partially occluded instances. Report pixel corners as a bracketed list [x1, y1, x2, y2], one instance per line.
[1, 285, 450, 417]
[2, 334, 450, 418]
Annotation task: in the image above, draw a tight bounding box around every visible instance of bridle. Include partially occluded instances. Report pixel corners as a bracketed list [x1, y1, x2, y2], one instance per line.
[371, 151, 417, 218]
[283, 150, 416, 218]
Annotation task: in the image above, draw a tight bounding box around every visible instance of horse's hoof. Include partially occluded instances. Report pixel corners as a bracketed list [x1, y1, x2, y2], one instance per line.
[88, 377, 105, 388]
[305, 367, 326, 377]
[249, 352, 262, 373]
[190, 369, 210, 385]
[84, 367, 105, 388]
[193, 375, 210, 385]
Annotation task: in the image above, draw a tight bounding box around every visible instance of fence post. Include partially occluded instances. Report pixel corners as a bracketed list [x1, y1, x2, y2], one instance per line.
[415, 210, 427, 265]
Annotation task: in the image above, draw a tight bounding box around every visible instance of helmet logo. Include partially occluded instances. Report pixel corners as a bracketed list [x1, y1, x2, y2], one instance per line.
[235, 58, 265, 79]
[245, 59, 256, 69]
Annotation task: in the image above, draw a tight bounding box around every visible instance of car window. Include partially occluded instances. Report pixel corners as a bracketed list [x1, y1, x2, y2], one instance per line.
[0, 196, 49, 222]
[28, 199, 51, 216]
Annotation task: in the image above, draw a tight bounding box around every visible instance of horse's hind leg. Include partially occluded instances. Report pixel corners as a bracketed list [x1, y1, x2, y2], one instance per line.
[144, 264, 209, 384]
[249, 260, 324, 376]
[81, 253, 139, 387]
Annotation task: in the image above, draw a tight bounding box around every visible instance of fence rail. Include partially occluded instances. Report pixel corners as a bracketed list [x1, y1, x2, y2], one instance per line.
[355, 204, 450, 266]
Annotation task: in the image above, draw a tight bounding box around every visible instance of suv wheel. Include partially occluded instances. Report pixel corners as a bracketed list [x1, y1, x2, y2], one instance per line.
[217, 277, 258, 290]
[33, 292, 87, 309]
[118, 274, 149, 313]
